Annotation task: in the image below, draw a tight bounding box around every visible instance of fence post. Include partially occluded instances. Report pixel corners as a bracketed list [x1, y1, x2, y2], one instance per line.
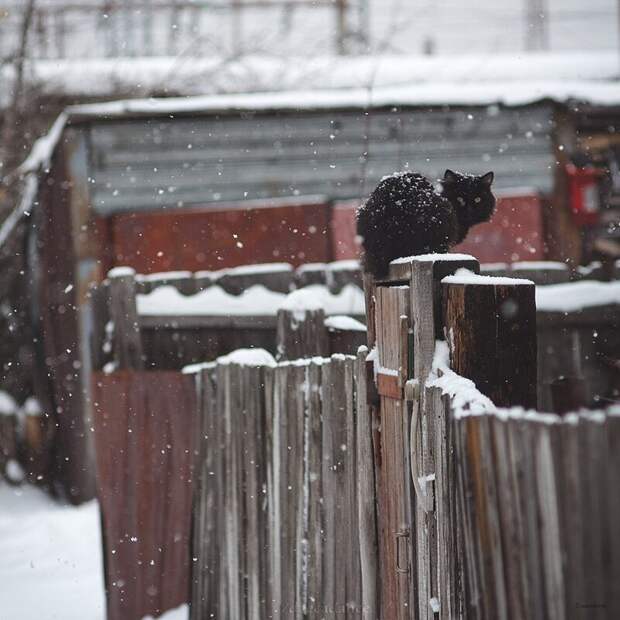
[0, 405, 18, 482]
[444, 274, 537, 408]
[276, 308, 329, 360]
[108, 267, 144, 370]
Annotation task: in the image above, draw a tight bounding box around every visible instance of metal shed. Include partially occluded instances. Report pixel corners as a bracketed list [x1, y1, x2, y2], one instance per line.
[4, 80, 620, 500]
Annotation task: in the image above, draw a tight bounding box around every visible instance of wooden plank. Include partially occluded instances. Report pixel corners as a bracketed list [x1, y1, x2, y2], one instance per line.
[320, 359, 337, 617]
[276, 308, 329, 361]
[445, 281, 537, 408]
[355, 347, 378, 620]
[577, 412, 608, 618]
[108, 268, 144, 370]
[92, 370, 196, 620]
[533, 420, 565, 619]
[306, 360, 324, 618]
[606, 412, 620, 619]
[377, 371, 402, 399]
[493, 415, 527, 620]
[344, 356, 362, 615]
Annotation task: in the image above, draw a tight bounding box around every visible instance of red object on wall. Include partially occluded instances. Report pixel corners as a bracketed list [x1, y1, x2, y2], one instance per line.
[329, 192, 545, 264]
[111, 200, 333, 273]
[565, 163, 602, 226]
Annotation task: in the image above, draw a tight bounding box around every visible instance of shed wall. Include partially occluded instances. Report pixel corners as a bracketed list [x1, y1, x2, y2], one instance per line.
[85, 105, 555, 215]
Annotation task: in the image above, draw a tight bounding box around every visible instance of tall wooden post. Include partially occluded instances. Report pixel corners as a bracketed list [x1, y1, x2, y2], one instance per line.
[275, 308, 329, 361]
[108, 267, 144, 370]
[444, 274, 537, 408]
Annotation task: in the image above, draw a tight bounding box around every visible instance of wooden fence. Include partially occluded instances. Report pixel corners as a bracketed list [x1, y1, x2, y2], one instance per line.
[89, 264, 365, 372]
[85, 252, 620, 620]
[189, 351, 376, 619]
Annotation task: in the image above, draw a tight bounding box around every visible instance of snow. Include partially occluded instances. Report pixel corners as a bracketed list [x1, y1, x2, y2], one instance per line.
[137, 284, 286, 316]
[511, 261, 568, 271]
[217, 348, 277, 367]
[15, 113, 69, 176]
[22, 397, 42, 417]
[391, 252, 476, 265]
[324, 315, 367, 332]
[9, 51, 614, 115]
[326, 260, 360, 271]
[137, 281, 365, 318]
[296, 263, 327, 273]
[442, 268, 534, 286]
[0, 483, 106, 620]
[0, 390, 17, 416]
[279, 288, 325, 318]
[137, 271, 192, 282]
[536, 280, 620, 312]
[107, 266, 136, 279]
[220, 262, 293, 276]
[143, 605, 188, 620]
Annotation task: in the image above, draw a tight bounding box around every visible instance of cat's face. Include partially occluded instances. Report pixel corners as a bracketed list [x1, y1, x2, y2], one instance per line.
[441, 169, 496, 225]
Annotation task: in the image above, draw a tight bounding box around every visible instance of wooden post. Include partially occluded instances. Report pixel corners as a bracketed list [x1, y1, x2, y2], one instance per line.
[444, 274, 537, 408]
[108, 267, 144, 370]
[383, 255, 480, 383]
[276, 308, 329, 361]
[550, 375, 587, 414]
[0, 408, 18, 481]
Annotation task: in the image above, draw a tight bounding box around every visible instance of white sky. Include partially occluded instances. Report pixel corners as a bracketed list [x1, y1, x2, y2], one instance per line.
[368, 0, 619, 54]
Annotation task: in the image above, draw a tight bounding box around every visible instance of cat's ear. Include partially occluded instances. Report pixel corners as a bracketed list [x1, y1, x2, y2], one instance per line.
[480, 171, 494, 186]
[443, 169, 458, 184]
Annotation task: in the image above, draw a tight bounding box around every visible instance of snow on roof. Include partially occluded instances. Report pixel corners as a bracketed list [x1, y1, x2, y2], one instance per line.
[137, 282, 365, 317]
[3, 50, 617, 112]
[66, 78, 620, 120]
[536, 280, 620, 312]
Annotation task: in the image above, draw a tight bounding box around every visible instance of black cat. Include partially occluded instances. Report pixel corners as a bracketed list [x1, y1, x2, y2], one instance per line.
[356, 169, 495, 277]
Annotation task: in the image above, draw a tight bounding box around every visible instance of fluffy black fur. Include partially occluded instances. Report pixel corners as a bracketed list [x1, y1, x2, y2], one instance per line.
[356, 169, 495, 277]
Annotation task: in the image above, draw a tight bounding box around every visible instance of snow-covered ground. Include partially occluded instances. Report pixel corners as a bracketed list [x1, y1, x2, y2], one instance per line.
[0, 482, 189, 619]
[0, 483, 191, 619]
[0, 483, 106, 619]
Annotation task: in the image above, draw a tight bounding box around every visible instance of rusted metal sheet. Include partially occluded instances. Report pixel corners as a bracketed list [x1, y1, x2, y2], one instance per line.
[92, 370, 197, 620]
[332, 193, 546, 264]
[454, 193, 545, 262]
[111, 201, 333, 272]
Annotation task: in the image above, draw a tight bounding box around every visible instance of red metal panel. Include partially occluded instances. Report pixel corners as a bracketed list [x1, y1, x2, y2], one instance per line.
[331, 200, 362, 260]
[92, 371, 196, 620]
[330, 193, 545, 264]
[111, 201, 333, 273]
[454, 193, 545, 262]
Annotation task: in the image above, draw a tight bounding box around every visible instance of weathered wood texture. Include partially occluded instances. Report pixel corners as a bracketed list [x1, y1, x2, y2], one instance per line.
[276, 308, 330, 361]
[449, 405, 620, 620]
[0, 411, 18, 480]
[444, 280, 537, 408]
[190, 353, 375, 619]
[92, 370, 197, 620]
[108, 270, 144, 370]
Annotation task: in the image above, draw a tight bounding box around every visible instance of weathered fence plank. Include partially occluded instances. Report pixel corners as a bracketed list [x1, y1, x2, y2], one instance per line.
[93, 371, 196, 620]
[444, 275, 537, 408]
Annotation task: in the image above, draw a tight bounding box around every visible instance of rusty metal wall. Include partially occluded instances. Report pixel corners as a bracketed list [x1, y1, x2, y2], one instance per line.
[92, 370, 197, 620]
[85, 104, 554, 215]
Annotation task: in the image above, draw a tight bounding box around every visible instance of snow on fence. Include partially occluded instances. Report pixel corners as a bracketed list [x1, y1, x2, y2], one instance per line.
[85, 251, 619, 620]
[89, 264, 366, 372]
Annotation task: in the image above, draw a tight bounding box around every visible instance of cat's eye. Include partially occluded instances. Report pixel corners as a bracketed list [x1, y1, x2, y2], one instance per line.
[457, 197, 465, 205]
[474, 197, 481, 203]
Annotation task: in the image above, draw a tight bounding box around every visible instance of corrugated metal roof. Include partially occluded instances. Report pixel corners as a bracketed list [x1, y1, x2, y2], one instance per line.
[86, 104, 555, 214]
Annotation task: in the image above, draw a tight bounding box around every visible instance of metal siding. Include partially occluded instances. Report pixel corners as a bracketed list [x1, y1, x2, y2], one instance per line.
[88, 106, 554, 215]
